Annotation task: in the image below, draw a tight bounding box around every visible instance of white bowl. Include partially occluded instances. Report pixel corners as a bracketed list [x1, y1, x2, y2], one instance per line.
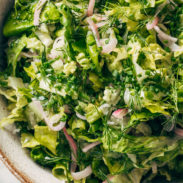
[0, 1, 63, 182]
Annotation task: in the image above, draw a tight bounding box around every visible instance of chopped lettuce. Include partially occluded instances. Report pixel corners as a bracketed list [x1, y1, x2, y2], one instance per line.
[1, 1, 183, 182]
[34, 126, 58, 155]
[21, 133, 40, 148]
[52, 162, 70, 181]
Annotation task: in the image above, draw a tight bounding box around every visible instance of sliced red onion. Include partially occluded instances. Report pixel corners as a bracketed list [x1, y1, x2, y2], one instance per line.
[82, 141, 101, 153]
[76, 112, 87, 121]
[71, 165, 92, 180]
[32, 101, 66, 131]
[87, 0, 95, 17]
[168, 43, 181, 52]
[154, 26, 177, 42]
[101, 30, 118, 54]
[112, 109, 128, 119]
[158, 35, 180, 52]
[146, 17, 159, 30]
[34, 0, 47, 26]
[175, 128, 183, 137]
[63, 127, 77, 161]
[47, 115, 66, 131]
[71, 160, 77, 172]
[87, 19, 101, 47]
[152, 162, 158, 174]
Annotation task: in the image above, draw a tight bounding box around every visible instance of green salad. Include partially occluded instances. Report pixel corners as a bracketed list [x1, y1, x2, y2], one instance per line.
[1, 0, 183, 182]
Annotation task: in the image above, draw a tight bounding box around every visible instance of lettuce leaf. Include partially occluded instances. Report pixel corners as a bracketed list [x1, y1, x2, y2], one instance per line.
[52, 162, 70, 181]
[6, 35, 27, 75]
[34, 126, 58, 155]
[85, 104, 102, 124]
[0, 91, 27, 128]
[21, 133, 40, 148]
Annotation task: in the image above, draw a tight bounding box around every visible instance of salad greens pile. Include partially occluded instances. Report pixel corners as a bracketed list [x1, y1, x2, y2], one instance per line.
[1, 0, 183, 182]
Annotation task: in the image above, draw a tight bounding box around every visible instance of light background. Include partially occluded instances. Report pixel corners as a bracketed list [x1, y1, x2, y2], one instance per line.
[0, 160, 20, 183]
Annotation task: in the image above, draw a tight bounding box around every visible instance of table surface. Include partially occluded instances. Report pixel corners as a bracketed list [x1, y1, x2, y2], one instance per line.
[0, 160, 20, 183]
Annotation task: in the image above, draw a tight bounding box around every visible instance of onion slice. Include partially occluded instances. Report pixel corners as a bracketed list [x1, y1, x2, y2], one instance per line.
[175, 127, 183, 137]
[158, 35, 180, 52]
[146, 17, 159, 30]
[71, 165, 92, 180]
[63, 127, 77, 160]
[47, 116, 66, 131]
[154, 26, 177, 42]
[34, 0, 47, 26]
[76, 112, 87, 121]
[32, 101, 66, 131]
[87, 19, 101, 47]
[82, 141, 101, 153]
[112, 109, 128, 119]
[101, 29, 118, 54]
[87, 0, 95, 17]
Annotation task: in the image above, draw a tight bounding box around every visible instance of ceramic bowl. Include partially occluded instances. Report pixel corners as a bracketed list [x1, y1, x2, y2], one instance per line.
[0, 0, 63, 182]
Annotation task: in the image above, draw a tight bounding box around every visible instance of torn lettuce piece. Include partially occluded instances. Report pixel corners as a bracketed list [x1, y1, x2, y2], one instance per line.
[124, 88, 142, 110]
[106, 47, 127, 74]
[86, 31, 100, 72]
[0, 88, 16, 102]
[3, 2, 36, 37]
[52, 162, 70, 181]
[76, 53, 91, 70]
[63, 61, 77, 76]
[143, 100, 170, 116]
[35, 24, 53, 48]
[141, 44, 171, 70]
[89, 72, 103, 92]
[40, 2, 60, 23]
[25, 101, 44, 128]
[68, 117, 86, 135]
[7, 77, 25, 90]
[85, 104, 102, 124]
[21, 133, 40, 148]
[25, 36, 44, 53]
[103, 152, 133, 175]
[103, 87, 121, 106]
[6, 35, 27, 75]
[0, 91, 27, 128]
[34, 125, 58, 155]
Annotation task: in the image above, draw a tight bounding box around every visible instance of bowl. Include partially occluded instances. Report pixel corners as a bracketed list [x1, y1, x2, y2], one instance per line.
[0, 0, 63, 182]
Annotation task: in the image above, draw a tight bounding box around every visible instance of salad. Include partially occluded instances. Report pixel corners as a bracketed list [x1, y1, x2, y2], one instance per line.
[1, 0, 183, 182]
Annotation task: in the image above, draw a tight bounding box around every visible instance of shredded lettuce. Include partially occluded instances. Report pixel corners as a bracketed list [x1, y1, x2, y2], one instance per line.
[1, 1, 183, 182]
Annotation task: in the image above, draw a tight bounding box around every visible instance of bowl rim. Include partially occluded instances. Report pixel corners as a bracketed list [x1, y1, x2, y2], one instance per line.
[0, 148, 32, 183]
